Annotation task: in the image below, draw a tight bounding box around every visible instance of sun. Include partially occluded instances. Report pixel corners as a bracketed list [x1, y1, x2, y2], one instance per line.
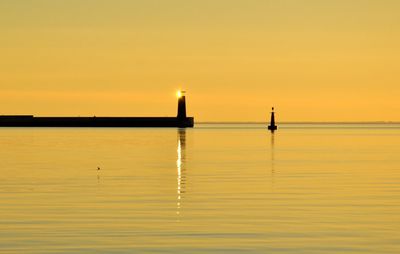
[176, 90, 186, 98]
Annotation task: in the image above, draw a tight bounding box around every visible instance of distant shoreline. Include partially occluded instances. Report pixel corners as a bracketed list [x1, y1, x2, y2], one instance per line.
[198, 121, 400, 124]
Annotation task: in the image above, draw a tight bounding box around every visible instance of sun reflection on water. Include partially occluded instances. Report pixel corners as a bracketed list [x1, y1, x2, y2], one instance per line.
[176, 128, 186, 217]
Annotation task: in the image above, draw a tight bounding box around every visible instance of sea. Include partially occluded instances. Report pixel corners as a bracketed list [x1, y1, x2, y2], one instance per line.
[1, 124, 400, 253]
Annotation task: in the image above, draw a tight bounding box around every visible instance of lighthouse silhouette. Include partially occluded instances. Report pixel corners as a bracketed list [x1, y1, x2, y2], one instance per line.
[177, 91, 187, 119]
[268, 107, 277, 132]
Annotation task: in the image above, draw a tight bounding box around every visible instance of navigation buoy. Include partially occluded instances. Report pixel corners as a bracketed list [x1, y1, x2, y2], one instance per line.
[268, 107, 277, 132]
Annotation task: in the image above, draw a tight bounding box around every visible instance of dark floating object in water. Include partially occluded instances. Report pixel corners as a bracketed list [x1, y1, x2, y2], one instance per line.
[268, 107, 278, 132]
[0, 91, 194, 128]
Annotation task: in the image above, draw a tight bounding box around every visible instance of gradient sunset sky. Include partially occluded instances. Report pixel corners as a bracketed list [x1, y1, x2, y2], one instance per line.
[1, 1, 399, 122]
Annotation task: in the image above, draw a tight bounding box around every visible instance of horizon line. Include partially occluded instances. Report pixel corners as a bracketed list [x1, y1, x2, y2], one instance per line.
[198, 121, 400, 124]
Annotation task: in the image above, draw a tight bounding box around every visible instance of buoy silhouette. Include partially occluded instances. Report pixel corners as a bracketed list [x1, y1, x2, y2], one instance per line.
[268, 107, 277, 132]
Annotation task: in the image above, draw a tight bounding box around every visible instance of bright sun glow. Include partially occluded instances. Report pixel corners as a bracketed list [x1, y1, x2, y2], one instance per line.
[176, 90, 185, 98]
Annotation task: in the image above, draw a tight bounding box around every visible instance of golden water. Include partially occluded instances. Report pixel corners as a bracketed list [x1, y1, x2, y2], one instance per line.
[1, 124, 400, 253]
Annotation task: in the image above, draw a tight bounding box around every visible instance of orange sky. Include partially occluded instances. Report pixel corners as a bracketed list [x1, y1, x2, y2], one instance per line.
[1, 1, 399, 122]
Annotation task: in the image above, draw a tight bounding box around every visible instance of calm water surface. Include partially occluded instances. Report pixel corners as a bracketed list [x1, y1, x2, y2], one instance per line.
[1, 124, 400, 253]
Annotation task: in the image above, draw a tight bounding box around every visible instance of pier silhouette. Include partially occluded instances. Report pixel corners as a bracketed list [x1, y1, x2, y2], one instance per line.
[0, 92, 194, 128]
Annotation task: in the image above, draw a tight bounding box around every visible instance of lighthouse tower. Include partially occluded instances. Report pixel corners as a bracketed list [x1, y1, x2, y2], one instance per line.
[268, 107, 278, 132]
[177, 91, 187, 120]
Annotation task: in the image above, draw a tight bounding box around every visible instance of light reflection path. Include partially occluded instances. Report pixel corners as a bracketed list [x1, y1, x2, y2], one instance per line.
[176, 128, 186, 217]
[270, 132, 275, 190]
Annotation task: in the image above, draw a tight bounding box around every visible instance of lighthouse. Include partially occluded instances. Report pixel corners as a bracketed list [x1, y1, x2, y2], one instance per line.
[177, 90, 187, 119]
[268, 107, 277, 132]
[0, 91, 194, 128]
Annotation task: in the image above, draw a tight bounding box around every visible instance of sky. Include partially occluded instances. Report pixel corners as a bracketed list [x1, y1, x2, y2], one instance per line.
[1, 0, 399, 122]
